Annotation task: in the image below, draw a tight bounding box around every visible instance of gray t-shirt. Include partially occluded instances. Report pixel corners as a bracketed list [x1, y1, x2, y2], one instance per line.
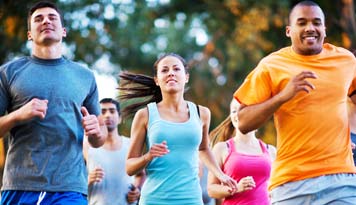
[0, 56, 100, 194]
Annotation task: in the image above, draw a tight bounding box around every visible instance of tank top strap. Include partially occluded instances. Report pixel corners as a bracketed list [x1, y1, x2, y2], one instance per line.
[147, 102, 160, 127]
[258, 139, 269, 154]
[227, 138, 236, 153]
[187, 101, 199, 120]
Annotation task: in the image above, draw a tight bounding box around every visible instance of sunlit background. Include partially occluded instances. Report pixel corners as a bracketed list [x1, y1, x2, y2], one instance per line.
[1, 0, 356, 169]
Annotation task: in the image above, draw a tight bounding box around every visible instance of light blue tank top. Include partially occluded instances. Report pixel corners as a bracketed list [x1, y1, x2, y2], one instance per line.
[139, 101, 203, 205]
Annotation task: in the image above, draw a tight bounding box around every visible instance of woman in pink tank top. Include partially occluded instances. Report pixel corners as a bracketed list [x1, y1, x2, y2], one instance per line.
[207, 99, 276, 205]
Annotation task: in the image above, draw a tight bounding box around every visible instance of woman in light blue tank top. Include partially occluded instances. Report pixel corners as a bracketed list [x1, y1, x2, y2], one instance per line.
[118, 53, 238, 205]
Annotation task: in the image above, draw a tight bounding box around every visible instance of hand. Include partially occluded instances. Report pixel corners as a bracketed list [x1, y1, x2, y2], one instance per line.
[16, 98, 48, 121]
[81, 107, 102, 136]
[88, 166, 105, 185]
[217, 173, 238, 194]
[81, 107, 107, 147]
[127, 185, 140, 203]
[145, 140, 169, 162]
[278, 71, 317, 103]
[236, 176, 256, 193]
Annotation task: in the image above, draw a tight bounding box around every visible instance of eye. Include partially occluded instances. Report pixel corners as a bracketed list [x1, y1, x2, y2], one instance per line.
[34, 17, 42, 22]
[160, 68, 168, 73]
[313, 21, 322, 26]
[49, 16, 57, 21]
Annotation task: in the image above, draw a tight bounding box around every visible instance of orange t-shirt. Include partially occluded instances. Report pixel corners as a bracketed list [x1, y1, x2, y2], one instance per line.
[234, 44, 356, 190]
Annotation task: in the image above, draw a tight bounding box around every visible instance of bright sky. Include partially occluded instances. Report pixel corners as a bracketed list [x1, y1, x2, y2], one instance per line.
[94, 71, 118, 100]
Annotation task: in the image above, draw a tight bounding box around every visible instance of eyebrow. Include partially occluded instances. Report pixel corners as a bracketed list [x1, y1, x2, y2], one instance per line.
[162, 64, 179, 68]
[296, 17, 322, 22]
[33, 13, 59, 19]
[101, 108, 117, 111]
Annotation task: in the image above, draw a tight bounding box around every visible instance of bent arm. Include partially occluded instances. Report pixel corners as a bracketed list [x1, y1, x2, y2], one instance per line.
[198, 106, 238, 192]
[126, 109, 149, 176]
[238, 71, 317, 134]
[207, 143, 232, 199]
[0, 111, 19, 137]
[0, 98, 48, 137]
[237, 95, 284, 134]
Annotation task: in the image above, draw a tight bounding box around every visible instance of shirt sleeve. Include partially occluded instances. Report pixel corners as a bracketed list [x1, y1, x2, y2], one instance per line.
[0, 66, 9, 115]
[234, 62, 273, 106]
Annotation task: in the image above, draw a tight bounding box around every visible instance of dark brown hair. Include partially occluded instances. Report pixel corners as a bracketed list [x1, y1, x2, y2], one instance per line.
[27, 1, 64, 30]
[118, 53, 189, 119]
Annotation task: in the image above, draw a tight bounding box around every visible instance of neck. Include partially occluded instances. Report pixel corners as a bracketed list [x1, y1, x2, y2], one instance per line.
[102, 129, 122, 150]
[31, 43, 62, 59]
[234, 132, 257, 143]
[160, 93, 185, 106]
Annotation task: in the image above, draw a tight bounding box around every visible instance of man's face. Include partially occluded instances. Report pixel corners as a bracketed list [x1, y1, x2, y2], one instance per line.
[27, 7, 66, 46]
[286, 5, 326, 55]
[100, 102, 120, 132]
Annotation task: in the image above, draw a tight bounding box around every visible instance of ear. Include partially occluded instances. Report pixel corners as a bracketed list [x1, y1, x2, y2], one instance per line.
[62, 27, 67, 38]
[118, 115, 122, 124]
[185, 73, 189, 83]
[286, 26, 291, 37]
[154, 76, 159, 86]
[27, 31, 32, 41]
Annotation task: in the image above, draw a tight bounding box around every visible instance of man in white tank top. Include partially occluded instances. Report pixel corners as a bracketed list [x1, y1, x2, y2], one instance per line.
[83, 98, 145, 205]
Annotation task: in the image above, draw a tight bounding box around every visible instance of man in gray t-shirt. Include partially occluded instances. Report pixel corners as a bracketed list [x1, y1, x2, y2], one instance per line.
[0, 1, 106, 204]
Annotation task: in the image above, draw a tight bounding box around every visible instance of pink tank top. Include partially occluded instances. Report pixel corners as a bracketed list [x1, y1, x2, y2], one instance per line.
[222, 139, 272, 205]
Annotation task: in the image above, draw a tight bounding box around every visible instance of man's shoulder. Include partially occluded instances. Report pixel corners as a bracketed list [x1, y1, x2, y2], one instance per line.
[258, 46, 291, 64]
[0, 56, 29, 70]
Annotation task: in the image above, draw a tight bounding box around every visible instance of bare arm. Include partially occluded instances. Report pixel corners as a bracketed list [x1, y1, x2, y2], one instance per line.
[238, 71, 317, 134]
[198, 105, 238, 193]
[126, 108, 169, 176]
[0, 98, 48, 137]
[208, 142, 257, 199]
[207, 142, 233, 199]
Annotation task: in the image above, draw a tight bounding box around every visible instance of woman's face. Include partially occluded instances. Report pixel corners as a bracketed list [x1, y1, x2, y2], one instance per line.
[154, 55, 189, 94]
[230, 99, 240, 129]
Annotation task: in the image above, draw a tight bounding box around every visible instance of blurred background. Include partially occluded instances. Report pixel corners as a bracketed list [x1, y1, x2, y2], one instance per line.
[1, 0, 356, 179]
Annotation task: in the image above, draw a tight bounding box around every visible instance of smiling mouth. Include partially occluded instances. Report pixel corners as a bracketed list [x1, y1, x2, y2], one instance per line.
[41, 28, 54, 32]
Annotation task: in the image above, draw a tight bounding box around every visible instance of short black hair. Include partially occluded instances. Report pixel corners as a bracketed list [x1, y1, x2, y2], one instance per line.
[289, 1, 324, 24]
[100, 98, 120, 114]
[27, 1, 64, 30]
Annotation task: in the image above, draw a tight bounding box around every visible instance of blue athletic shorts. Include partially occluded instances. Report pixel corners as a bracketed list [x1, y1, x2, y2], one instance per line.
[1, 190, 87, 205]
[270, 173, 356, 205]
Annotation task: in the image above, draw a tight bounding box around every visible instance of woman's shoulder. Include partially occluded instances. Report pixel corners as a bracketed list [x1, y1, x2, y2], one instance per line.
[134, 106, 149, 120]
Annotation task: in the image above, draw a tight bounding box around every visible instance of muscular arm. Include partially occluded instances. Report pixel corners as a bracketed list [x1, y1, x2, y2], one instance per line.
[238, 71, 317, 134]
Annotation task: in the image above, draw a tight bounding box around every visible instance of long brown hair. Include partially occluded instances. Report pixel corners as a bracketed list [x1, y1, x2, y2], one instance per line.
[209, 99, 240, 147]
[209, 116, 236, 147]
[118, 53, 189, 119]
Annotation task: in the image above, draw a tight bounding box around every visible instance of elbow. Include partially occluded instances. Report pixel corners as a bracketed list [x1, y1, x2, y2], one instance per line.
[238, 122, 252, 134]
[207, 186, 222, 200]
[125, 161, 136, 176]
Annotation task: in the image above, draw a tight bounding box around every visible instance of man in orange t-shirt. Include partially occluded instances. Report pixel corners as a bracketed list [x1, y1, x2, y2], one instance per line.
[234, 1, 356, 204]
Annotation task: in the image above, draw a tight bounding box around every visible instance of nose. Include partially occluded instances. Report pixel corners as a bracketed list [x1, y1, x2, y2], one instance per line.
[168, 69, 175, 76]
[305, 22, 315, 32]
[42, 16, 51, 24]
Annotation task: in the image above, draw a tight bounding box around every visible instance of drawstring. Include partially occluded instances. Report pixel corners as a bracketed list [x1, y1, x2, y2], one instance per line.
[36, 191, 46, 205]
